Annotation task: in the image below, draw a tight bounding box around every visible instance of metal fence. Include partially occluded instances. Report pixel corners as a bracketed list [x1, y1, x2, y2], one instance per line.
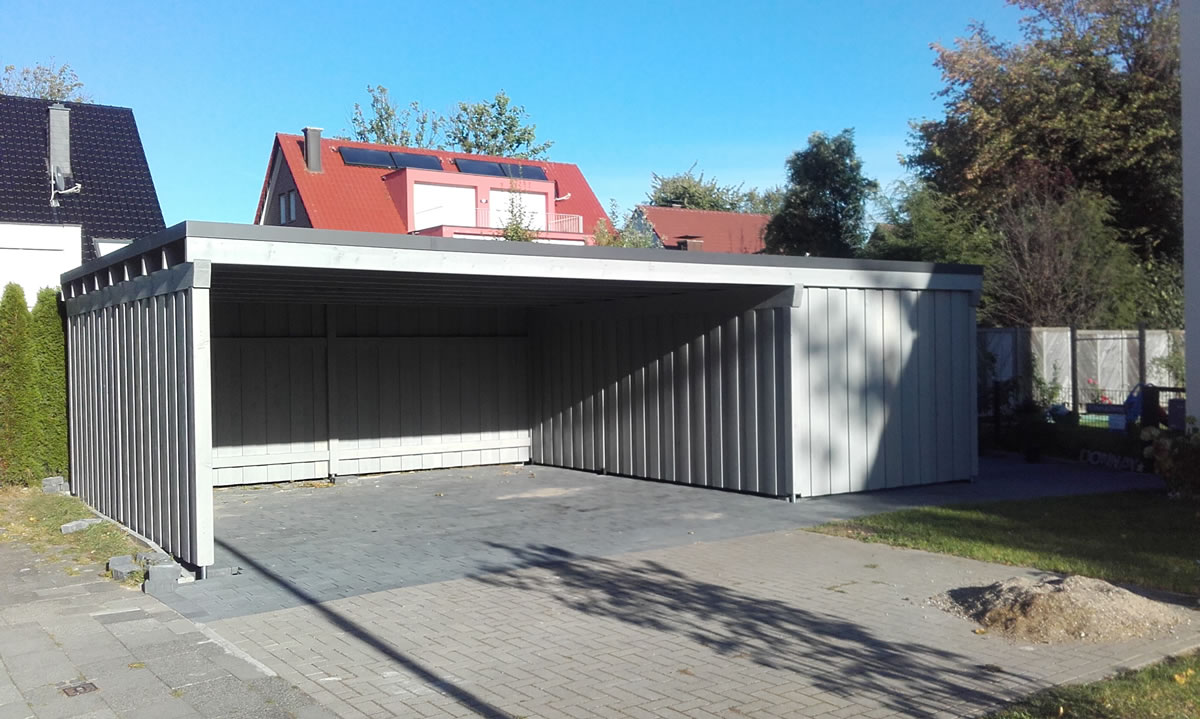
[978, 326, 1186, 424]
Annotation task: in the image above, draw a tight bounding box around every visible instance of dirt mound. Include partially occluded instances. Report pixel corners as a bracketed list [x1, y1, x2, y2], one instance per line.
[933, 575, 1191, 643]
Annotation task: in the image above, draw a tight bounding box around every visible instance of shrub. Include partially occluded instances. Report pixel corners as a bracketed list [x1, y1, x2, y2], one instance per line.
[0, 284, 40, 485]
[1142, 423, 1200, 499]
[31, 288, 67, 477]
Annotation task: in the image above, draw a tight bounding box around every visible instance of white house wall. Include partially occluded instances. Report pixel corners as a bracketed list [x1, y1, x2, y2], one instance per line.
[0, 222, 80, 307]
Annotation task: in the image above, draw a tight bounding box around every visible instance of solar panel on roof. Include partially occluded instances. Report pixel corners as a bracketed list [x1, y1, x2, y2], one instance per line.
[454, 158, 505, 176]
[500, 163, 548, 181]
[339, 147, 395, 168]
[390, 152, 442, 171]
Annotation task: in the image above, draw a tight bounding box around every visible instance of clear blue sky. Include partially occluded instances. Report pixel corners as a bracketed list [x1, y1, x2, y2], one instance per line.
[3, 0, 1025, 226]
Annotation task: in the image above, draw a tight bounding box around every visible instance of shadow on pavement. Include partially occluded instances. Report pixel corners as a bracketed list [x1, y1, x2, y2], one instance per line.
[215, 538, 512, 719]
[474, 542, 1034, 717]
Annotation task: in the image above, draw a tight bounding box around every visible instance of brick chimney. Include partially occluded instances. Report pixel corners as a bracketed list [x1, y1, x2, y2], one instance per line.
[682, 239, 704, 252]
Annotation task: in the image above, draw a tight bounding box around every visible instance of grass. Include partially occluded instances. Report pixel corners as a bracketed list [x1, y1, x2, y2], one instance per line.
[0, 486, 145, 573]
[986, 652, 1200, 718]
[811, 490, 1200, 595]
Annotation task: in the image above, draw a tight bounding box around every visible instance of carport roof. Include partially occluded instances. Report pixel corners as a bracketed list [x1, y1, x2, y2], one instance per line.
[61, 221, 982, 309]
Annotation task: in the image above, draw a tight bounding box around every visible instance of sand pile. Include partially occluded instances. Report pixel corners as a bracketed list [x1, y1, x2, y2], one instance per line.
[933, 575, 1191, 643]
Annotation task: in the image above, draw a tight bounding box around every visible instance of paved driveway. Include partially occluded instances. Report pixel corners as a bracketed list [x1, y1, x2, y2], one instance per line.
[152, 458, 1190, 718]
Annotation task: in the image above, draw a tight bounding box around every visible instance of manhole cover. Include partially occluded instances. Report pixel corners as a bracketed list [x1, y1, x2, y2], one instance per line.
[62, 682, 98, 696]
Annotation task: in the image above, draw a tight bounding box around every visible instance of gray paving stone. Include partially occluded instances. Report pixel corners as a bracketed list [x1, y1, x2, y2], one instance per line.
[60, 518, 103, 534]
[0, 702, 33, 719]
[144, 653, 227, 690]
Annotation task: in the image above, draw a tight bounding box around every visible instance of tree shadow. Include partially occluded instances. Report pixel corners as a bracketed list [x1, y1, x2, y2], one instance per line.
[473, 542, 1035, 717]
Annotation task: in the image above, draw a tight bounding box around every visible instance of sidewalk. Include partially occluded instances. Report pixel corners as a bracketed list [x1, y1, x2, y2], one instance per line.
[0, 540, 332, 719]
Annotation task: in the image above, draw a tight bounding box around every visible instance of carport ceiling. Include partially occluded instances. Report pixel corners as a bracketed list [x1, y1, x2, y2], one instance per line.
[209, 264, 775, 307]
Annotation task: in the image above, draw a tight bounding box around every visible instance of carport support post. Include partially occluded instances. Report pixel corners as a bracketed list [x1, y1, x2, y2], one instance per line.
[190, 260, 215, 570]
[783, 285, 805, 501]
[326, 306, 340, 476]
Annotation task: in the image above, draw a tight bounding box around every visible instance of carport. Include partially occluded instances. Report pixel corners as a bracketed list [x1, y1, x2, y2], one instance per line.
[61, 222, 982, 570]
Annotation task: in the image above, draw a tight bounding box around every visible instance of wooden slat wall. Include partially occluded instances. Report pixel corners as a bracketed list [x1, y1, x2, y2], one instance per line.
[790, 287, 976, 497]
[209, 302, 530, 485]
[67, 289, 201, 563]
[530, 308, 792, 497]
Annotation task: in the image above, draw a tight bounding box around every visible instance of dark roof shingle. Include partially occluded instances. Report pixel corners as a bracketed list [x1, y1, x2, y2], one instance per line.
[0, 95, 164, 260]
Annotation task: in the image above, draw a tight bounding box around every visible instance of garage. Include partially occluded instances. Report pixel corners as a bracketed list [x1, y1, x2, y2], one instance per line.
[61, 221, 982, 570]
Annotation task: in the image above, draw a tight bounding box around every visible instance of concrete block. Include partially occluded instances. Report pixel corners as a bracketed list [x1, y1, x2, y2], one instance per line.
[41, 476, 67, 495]
[137, 551, 173, 566]
[60, 518, 103, 534]
[143, 561, 183, 597]
[107, 555, 140, 581]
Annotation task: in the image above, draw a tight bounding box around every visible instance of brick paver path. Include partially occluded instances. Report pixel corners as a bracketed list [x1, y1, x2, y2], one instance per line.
[177, 461, 1197, 718]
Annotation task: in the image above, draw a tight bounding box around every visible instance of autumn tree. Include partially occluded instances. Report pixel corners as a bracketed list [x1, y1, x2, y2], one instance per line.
[764, 129, 878, 257]
[0, 61, 88, 101]
[907, 0, 1181, 262]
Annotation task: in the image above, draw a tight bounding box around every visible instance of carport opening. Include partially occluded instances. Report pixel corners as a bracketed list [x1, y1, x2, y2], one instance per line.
[207, 263, 793, 495]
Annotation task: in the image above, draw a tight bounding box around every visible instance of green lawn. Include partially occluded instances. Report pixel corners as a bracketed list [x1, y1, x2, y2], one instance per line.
[986, 652, 1200, 719]
[811, 490, 1200, 595]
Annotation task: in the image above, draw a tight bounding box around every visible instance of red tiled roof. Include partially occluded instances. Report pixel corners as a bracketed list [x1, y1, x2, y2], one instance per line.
[256, 134, 609, 238]
[638, 205, 769, 254]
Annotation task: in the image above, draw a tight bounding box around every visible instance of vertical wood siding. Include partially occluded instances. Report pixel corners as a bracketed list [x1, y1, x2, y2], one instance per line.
[788, 287, 976, 497]
[530, 308, 792, 496]
[209, 303, 530, 485]
[67, 289, 204, 563]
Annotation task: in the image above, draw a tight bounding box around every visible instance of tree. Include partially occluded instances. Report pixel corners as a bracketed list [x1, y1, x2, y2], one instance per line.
[0, 61, 88, 101]
[446, 90, 552, 159]
[864, 182, 993, 265]
[0, 284, 40, 485]
[741, 186, 786, 215]
[764, 129, 878, 257]
[31, 289, 66, 477]
[907, 0, 1181, 262]
[982, 169, 1135, 328]
[593, 201, 655, 248]
[346, 88, 552, 159]
[349, 86, 444, 148]
[647, 166, 746, 212]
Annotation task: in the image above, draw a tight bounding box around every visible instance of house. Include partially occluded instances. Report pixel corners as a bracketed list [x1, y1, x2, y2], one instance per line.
[0, 95, 164, 305]
[634, 205, 770, 254]
[254, 128, 609, 244]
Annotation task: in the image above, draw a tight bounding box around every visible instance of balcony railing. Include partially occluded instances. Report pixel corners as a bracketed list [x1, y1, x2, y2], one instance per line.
[475, 207, 584, 234]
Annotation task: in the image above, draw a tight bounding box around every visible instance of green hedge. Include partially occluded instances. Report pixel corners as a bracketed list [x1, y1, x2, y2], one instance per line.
[0, 284, 68, 486]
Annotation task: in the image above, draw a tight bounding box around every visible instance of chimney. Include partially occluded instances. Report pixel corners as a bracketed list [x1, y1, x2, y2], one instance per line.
[48, 103, 72, 180]
[302, 126, 323, 172]
[683, 239, 704, 252]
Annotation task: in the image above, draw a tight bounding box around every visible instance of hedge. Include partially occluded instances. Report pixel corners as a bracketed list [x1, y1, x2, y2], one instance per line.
[0, 284, 69, 486]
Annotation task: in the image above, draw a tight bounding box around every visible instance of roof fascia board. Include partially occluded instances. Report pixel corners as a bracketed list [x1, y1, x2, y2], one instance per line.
[186, 233, 980, 293]
[60, 222, 188, 284]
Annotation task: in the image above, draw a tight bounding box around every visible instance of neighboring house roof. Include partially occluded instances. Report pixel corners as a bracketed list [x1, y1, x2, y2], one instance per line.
[256, 134, 609, 237]
[0, 94, 164, 261]
[637, 205, 769, 254]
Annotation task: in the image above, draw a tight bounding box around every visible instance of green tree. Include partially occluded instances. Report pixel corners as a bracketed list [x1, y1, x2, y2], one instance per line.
[864, 182, 993, 264]
[31, 289, 66, 477]
[764, 129, 878, 257]
[740, 186, 786, 215]
[907, 0, 1181, 262]
[0, 284, 40, 485]
[647, 166, 746, 212]
[593, 201, 655, 248]
[0, 61, 88, 101]
[349, 86, 444, 148]
[446, 90, 552, 159]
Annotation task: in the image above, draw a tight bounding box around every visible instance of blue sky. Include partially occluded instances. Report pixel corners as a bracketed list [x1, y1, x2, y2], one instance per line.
[4, 0, 1024, 225]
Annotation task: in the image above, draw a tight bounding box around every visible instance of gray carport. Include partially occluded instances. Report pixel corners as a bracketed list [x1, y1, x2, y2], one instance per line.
[61, 222, 982, 569]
